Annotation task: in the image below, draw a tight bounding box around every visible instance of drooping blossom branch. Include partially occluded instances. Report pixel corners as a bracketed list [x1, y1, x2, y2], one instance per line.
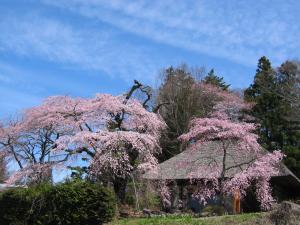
[1, 93, 166, 189]
[178, 85, 284, 211]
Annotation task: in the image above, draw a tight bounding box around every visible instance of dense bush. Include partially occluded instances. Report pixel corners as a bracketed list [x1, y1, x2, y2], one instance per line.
[0, 181, 116, 225]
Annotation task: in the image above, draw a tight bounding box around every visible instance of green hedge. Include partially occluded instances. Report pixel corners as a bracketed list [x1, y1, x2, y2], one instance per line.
[0, 181, 116, 225]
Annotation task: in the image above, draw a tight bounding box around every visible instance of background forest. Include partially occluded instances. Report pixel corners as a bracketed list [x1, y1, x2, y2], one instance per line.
[156, 57, 300, 178]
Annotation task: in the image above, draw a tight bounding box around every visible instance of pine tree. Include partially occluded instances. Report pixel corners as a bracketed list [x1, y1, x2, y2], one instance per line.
[277, 61, 300, 177]
[244, 56, 280, 149]
[245, 57, 300, 177]
[203, 69, 230, 90]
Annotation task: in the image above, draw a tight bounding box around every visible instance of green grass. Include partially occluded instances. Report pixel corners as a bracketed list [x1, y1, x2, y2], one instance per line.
[107, 212, 268, 225]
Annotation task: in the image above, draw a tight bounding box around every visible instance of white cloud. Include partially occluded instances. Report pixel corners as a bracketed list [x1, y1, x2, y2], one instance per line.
[42, 0, 300, 66]
[0, 13, 164, 83]
[1, 0, 299, 93]
[1, 0, 298, 117]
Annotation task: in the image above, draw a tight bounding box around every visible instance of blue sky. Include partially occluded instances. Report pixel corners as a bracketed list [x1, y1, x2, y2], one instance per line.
[1, 0, 300, 118]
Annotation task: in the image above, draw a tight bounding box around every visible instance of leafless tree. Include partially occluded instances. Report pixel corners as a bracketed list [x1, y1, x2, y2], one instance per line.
[155, 65, 219, 161]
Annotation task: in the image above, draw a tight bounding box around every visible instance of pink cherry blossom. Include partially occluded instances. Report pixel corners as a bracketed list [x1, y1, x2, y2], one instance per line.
[178, 87, 284, 211]
[1, 93, 166, 185]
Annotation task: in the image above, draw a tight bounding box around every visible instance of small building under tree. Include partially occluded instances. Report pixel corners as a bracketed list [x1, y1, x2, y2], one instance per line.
[143, 141, 300, 213]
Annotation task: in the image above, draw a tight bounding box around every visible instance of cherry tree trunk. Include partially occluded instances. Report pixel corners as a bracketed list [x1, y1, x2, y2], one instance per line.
[113, 177, 128, 203]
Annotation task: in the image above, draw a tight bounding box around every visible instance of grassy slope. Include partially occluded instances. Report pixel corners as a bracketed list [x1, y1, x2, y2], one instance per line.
[107, 213, 269, 225]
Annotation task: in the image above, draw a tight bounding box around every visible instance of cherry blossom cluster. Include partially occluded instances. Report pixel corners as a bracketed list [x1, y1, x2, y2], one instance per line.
[179, 118, 260, 152]
[1, 93, 166, 184]
[178, 86, 284, 210]
[5, 163, 53, 184]
[224, 150, 284, 210]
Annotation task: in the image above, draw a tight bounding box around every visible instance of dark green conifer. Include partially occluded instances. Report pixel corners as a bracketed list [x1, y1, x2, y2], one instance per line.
[203, 69, 230, 90]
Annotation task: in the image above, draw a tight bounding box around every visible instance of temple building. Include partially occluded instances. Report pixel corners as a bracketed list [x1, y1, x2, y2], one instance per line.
[143, 141, 300, 213]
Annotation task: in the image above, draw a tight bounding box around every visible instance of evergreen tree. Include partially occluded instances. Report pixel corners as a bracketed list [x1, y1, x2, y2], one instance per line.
[245, 57, 300, 177]
[203, 69, 230, 90]
[277, 61, 300, 177]
[244, 56, 280, 149]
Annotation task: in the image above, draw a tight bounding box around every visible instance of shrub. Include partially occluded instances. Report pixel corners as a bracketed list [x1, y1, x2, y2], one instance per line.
[0, 187, 34, 224]
[202, 205, 225, 216]
[0, 181, 116, 225]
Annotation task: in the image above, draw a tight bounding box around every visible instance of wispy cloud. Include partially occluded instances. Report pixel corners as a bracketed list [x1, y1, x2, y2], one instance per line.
[0, 0, 299, 119]
[0, 12, 165, 83]
[42, 0, 300, 66]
